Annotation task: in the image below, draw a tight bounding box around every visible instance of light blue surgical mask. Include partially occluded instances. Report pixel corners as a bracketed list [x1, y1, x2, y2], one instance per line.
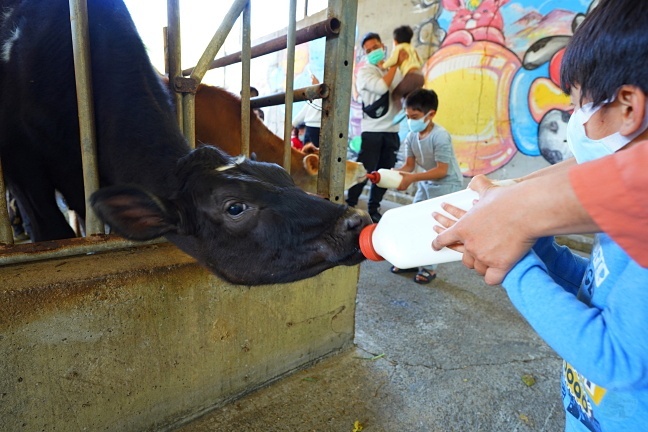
[567, 97, 648, 163]
[298, 134, 305, 142]
[407, 113, 430, 133]
[366, 48, 385, 65]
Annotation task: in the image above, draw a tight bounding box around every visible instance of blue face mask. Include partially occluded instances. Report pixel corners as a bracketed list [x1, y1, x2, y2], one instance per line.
[567, 97, 648, 163]
[407, 113, 430, 133]
[366, 48, 385, 65]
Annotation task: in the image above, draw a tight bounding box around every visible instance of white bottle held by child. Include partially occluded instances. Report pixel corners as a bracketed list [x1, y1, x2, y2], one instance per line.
[359, 181, 516, 268]
[360, 188, 477, 268]
[365, 169, 403, 189]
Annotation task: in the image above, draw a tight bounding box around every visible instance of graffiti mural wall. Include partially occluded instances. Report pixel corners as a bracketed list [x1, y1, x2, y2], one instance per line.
[352, 0, 598, 177]
[195, 0, 598, 180]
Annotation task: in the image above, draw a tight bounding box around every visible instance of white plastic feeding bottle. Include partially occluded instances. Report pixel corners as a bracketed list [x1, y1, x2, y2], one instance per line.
[359, 188, 479, 268]
[365, 169, 403, 189]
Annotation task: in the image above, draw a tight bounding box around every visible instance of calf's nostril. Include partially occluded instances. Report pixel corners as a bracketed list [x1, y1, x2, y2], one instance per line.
[345, 211, 371, 231]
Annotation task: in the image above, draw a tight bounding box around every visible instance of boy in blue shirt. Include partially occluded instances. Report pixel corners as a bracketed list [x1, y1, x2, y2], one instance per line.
[502, 0, 648, 430]
[391, 89, 463, 283]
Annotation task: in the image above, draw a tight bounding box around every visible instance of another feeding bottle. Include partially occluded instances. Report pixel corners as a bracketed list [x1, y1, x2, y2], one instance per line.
[365, 169, 403, 189]
[359, 188, 478, 268]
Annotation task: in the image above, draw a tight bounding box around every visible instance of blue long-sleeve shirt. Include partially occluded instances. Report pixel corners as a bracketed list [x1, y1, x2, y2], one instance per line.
[503, 235, 648, 432]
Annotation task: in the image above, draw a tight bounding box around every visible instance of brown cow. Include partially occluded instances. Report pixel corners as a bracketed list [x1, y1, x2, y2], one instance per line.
[194, 83, 367, 193]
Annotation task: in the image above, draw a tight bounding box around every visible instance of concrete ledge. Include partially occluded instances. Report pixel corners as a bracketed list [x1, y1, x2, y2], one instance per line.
[0, 243, 359, 431]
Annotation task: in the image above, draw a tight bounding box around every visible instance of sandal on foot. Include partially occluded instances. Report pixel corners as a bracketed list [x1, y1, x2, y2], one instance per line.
[391, 266, 417, 274]
[414, 269, 436, 284]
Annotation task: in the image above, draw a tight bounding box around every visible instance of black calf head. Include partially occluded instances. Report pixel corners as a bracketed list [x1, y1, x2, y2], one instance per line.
[91, 146, 371, 285]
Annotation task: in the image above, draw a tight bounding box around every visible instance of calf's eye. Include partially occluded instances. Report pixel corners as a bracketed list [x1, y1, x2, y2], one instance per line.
[226, 203, 248, 216]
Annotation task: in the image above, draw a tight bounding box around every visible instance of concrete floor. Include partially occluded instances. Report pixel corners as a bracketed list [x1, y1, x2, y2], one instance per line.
[174, 196, 566, 432]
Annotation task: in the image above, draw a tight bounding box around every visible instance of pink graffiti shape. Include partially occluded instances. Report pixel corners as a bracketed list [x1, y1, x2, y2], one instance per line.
[441, 0, 510, 47]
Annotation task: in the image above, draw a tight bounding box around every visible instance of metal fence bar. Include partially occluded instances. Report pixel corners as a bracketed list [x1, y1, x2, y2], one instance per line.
[251, 84, 328, 109]
[166, 0, 183, 132]
[176, 0, 247, 148]
[182, 17, 340, 75]
[282, 0, 298, 172]
[240, 1, 251, 157]
[0, 236, 165, 267]
[190, 0, 248, 83]
[317, 0, 358, 202]
[69, 0, 104, 236]
[181, 94, 196, 148]
[0, 159, 13, 246]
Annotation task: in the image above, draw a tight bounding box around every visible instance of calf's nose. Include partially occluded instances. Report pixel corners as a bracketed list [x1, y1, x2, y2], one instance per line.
[344, 209, 372, 232]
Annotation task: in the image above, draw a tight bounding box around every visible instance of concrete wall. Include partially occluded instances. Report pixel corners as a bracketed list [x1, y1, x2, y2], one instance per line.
[0, 243, 359, 431]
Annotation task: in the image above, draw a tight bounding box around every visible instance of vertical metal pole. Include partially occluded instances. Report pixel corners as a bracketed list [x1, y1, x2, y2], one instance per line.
[69, 0, 104, 235]
[317, 0, 358, 202]
[0, 160, 14, 245]
[167, 0, 183, 132]
[282, 0, 298, 173]
[240, 1, 251, 157]
[182, 94, 196, 149]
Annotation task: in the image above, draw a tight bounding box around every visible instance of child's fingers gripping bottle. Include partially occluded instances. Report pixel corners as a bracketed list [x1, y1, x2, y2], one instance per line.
[359, 180, 517, 268]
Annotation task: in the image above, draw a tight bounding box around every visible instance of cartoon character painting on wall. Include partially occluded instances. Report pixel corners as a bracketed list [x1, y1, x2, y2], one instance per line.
[426, 0, 519, 176]
[441, 0, 508, 47]
[513, 0, 600, 164]
[344, 0, 596, 176]
[417, 0, 594, 176]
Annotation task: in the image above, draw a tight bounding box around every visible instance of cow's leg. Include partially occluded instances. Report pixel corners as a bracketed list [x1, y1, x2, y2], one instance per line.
[7, 177, 76, 242]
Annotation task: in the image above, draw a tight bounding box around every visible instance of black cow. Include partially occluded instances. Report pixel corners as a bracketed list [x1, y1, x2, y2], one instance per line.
[0, 0, 370, 285]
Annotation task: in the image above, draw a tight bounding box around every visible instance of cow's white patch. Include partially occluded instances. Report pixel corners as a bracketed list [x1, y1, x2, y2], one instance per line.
[1, 7, 14, 24]
[2, 25, 20, 63]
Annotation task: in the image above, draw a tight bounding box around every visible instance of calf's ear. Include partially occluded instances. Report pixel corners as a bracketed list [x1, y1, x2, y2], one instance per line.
[90, 186, 179, 241]
[302, 153, 319, 176]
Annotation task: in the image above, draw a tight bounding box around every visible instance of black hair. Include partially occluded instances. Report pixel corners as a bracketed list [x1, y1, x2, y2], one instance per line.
[560, 0, 648, 106]
[361, 32, 381, 47]
[241, 87, 259, 96]
[393, 26, 414, 45]
[405, 89, 438, 113]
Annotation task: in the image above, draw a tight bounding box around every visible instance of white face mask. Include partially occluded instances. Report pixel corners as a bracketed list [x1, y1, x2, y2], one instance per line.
[567, 98, 648, 163]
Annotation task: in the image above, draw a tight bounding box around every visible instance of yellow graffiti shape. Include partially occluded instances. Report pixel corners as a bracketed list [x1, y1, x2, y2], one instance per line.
[424, 41, 521, 176]
[529, 78, 572, 123]
[467, 0, 482, 11]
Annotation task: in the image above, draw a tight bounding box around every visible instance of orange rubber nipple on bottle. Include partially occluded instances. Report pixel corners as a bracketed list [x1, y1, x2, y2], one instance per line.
[365, 171, 380, 184]
[359, 224, 384, 261]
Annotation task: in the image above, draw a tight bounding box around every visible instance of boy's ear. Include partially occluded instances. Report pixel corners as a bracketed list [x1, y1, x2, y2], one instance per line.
[618, 85, 647, 137]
